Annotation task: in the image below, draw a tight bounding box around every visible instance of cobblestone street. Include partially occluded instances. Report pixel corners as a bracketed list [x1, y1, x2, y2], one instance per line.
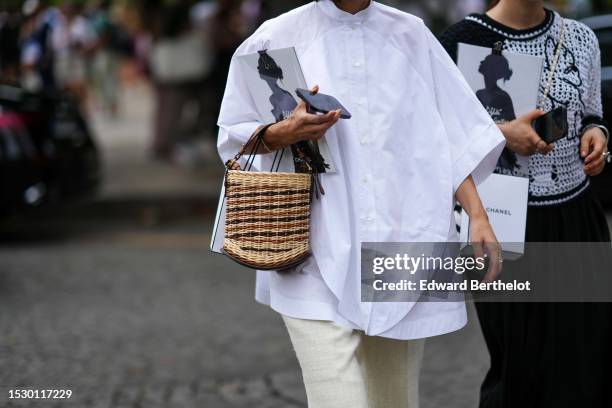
[0, 239, 307, 408]
[0, 225, 492, 408]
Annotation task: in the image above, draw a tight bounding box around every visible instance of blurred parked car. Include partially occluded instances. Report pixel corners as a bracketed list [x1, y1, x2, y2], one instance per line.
[582, 14, 612, 206]
[0, 85, 101, 216]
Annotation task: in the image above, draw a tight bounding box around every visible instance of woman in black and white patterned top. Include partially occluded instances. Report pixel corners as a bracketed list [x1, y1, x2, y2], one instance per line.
[440, 0, 611, 406]
[442, 3, 609, 206]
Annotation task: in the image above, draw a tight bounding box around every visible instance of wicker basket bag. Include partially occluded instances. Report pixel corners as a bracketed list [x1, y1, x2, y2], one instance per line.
[223, 125, 313, 270]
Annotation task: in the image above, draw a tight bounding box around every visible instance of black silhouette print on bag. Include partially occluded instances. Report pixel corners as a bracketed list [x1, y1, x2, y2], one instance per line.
[257, 50, 329, 173]
[476, 48, 520, 173]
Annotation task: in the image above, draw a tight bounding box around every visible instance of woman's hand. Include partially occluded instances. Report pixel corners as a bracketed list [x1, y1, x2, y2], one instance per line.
[470, 215, 503, 283]
[581, 127, 608, 176]
[456, 176, 502, 283]
[499, 109, 554, 156]
[264, 85, 342, 150]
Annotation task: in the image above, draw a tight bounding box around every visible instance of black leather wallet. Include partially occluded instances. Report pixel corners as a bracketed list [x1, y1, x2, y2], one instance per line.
[295, 88, 352, 119]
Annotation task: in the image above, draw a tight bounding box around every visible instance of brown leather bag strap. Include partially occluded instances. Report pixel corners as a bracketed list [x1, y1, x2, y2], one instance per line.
[225, 124, 274, 171]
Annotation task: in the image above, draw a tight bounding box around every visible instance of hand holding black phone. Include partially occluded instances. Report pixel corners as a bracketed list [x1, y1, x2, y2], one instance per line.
[296, 88, 352, 119]
[532, 106, 568, 144]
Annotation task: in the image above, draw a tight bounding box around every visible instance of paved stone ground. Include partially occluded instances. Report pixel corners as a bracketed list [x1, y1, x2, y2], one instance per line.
[0, 220, 490, 408]
[0, 240, 304, 408]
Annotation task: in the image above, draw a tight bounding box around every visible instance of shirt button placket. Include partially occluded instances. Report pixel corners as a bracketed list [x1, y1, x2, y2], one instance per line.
[351, 26, 368, 239]
[348, 22, 376, 327]
[353, 27, 374, 232]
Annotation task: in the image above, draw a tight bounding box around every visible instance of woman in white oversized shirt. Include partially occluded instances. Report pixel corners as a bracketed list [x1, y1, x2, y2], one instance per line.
[217, 1, 505, 406]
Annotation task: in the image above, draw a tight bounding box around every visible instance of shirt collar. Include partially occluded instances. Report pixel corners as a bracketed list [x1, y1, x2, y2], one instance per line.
[317, 0, 374, 23]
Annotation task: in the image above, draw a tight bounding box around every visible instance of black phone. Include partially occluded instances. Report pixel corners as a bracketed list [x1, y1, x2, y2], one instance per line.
[532, 106, 568, 144]
[295, 88, 352, 119]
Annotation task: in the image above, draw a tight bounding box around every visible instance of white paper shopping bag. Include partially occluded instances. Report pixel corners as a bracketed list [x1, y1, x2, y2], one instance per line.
[460, 173, 529, 259]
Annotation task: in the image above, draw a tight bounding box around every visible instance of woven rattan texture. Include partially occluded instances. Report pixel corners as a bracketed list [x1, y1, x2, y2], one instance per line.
[223, 170, 312, 270]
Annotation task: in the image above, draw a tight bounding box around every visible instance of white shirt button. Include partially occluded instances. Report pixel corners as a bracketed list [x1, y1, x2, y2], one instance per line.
[362, 175, 369, 183]
[353, 61, 362, 68]
[366, 215, 374, 222]
[360, 139, 367, 145]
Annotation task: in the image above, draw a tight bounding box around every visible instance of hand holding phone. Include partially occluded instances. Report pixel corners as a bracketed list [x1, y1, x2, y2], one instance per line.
[296, 88, 352, 119]
[532, 106, 568, 145]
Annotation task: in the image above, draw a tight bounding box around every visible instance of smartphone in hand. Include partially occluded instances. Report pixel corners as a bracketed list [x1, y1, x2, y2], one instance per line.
[532, 106, 568, 144]
[296, 88, 352, 119]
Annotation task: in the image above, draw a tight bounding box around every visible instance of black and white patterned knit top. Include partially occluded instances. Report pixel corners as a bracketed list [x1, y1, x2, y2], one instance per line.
[440, 9, 606, 206]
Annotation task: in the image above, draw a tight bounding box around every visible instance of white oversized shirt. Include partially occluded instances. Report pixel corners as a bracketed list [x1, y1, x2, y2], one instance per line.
[217, 0, 505, 340]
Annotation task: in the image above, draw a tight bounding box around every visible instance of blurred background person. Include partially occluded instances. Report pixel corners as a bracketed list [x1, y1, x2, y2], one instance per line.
[18, 0, 62, 93]
[209, 0, 249, 133]
[145, 0, 215, 165]
[192, 0, 266, 139]
[52, 1, 98, 105]
[88, 0, 131, 117]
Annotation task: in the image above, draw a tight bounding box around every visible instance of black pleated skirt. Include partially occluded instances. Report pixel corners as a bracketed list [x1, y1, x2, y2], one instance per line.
[475, 188, 612, 408]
